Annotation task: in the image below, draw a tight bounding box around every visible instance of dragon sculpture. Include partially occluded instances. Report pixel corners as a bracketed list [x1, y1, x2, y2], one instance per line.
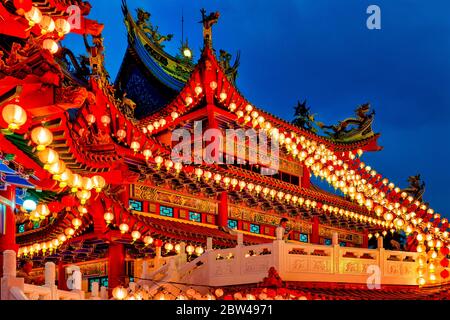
[319, 103, 376, 142]
[136, 9, 173, 48]
[292, 100, 320, 133]
[401, 174, 426, 202]
[200, 9, 220, 48]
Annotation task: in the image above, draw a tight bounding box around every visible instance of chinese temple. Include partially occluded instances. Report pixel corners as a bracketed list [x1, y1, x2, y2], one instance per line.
[0, 0, 449, 301]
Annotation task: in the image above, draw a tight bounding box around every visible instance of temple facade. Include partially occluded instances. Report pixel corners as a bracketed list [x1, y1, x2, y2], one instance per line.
[0, 0, 448, 300]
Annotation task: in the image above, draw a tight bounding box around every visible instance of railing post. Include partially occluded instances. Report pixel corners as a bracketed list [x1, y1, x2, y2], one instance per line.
[332, 232, 340, 274]
[273, 227, 284, 276]
[1, 250, 24, 300]
[90, 282, 100, 300]
[206, 237, 213, 251]
[44, 262, 58, 300]
[100, 286, 108, 300]
[378, 237, 385, 278]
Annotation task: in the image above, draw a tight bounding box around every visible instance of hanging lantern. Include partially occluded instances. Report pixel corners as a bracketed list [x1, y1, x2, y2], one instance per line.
[38, 148, 59, 169]
[24, 6, 42, 26]
[164, 243, 174, 251]
[228, 102, 237, 112]
[131, 230, 141, 241]
[78, 205, 88, 216]
[58, 234, 67, 243]
[143, 149, 152, 160]
[92, 175, 106, 192]
[159, 118, 166, 127]
[86, 114, 96, 125]
[174, 244, 181, 252]
[165, 159, 174, 171]
[72, 217, 82, 229]
[39, 15, 55, 34]
[23, 199, 37, 212]
[214, 173, 222, 183]
[42, 38, 59, 54]
[76, 190, 91, 204]
[112, 286, 128, 300]
[59, 168, 73, 188]
[2, 104, 27, 130]
[70, 174, 83, 192]
[100, 115, 111, 126]
[195, 86, 203, 96]
[174, 162, 182, 174]
[81, 177, 94, 191]
[119, 223, 129, 234]
[55, 18, 71, 37]
[186, 245, 195, 255]
[36, 203, 50, 217]
[185, 96, 193, 105]
[143, 236, 153, 246]
[130, 140, 140, 152]
[153, 239, 163, 247]
[104, 211, 114, 224]
[116, 129, 126, 141]
[219, 92, 227, 101]
[171, 111, 179, 120]
[29, 210, 41, 222]
[195, 246, 204, 256]
[210, 81, 218, 90]
[154, 156, 164, 169]
[52, 239, 59, 247]
[65, 227, 75, 237]
[48, 160, 66, 177]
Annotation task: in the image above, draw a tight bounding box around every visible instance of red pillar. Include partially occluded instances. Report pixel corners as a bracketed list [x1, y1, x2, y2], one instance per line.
[301, 166, 311, 188]
[57, 260, 67, 290]
[311, 216, 320, 244]
[217, 192, 228, 228]
[108, 242, 125, 291]
[89, 199, 107, 234]
[362, 230, 369, 248]
[0, 185, 17, 278]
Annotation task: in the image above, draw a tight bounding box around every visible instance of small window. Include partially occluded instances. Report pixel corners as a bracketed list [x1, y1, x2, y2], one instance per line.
[228, 219, 238, 230]
[160, 206, 173, 217]
[129, 199, 143, 211]
[18, 224, 25, 233]
[340, 242, 346, 247]
[189, 212, 201, 222]
[33, 221, 40, 229]
[299, 233, 309, 243]
[324, 238, 332, 246]
[250, 224, 260, 234]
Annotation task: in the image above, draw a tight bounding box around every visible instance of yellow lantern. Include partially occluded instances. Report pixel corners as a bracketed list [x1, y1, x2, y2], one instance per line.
[39, 16, 55, 34]
[29, 210, 41, 222]
[143, 149, 152, 160]
[58, 234, 67, 243]
[92, 175, 106, 192]
[171, 111, 179, 120]
[104, 211, 114, 224]
[76, 189, 91, 204]
[131, 230, 141, 241]
[36, 203, 50, 217]
[154, 156, 163, 168]
[38, 148, 59, 169]
[186, 245, 194, 255]
[72, 218, 82, 229]
[119, 223, 129, 234]
[100, 115, 111, 126]
[143, 236, 153, 246]
[164, 243, 174, 251]
[195, 246, 204, 255]
[55, 18, 71, 36]
[24, 7, 42, 26]
[195, 86, 203, 96]
[2, 104, 27, 130]
[65, 227, 75, 237]
[130, 141, 141, 152]
[174, 162, 182, 174]
[116, 129, 126, 140]
[59, 168, 73, 188]
[42, 39, 59, 54]
[112, 286, 128, 300]
[52, 239, 59, 247]
[81, 177, 94, 191]
[70, 174, 83, 192]
[185, 96, 193, 105]
[48, 160, 66, 177]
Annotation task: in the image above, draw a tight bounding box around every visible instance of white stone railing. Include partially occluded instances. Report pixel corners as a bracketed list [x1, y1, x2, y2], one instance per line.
[1, 250, 87, 300]
[178, 229, 420, 287]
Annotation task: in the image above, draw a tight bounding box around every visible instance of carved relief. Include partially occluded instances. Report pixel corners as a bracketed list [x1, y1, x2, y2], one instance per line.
[132, 184, 217, 214]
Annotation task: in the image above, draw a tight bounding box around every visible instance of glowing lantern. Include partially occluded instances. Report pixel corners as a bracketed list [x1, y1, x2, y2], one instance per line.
[210, 81, 217, 90]
[230, 178, 238, 188]
[186, 245, 195, 255]
[59, 169, 73, 187]
[195, 168, 203, 179]
[100, 115, 111, 126]
[48, 160, 66, 177]
[214, 174, 222, 183]
[38, 148, 59, 169]
[229, 102, 237, 112]
[383, 212, 393, 221]
[174, 244, 181, 252]
[78, 205, 88, 216]
[195, 86, 203, 96]
[131, 230, 141, 241]
[159, 118, 166, 127]
[119, 223, 129, 234]
[116, 129, 126, 140]
[24, 6, 42, 26]
[55, 18, 71, 36]
[185, 96, 193, 105]
[112, 286, 128, 300]
[42, 38, 59, 54]
[30, 211, 41, 222]
[85, 114, 96, 125]
[174, 162, 182, 174]
[154, 156, 163, 169]
[92, 175, 106, 192]
[104, 211, 114, 224]
[215, 289, 224, 298]
[171, 111, 179, 120]
[70, 174, 82, 192]
[65, 227, 75, 237]
[72, 218, 82, 229]
[23, 199, 37, 212]
[195, 246, 204, 255]
[52, 239, 59, 247]
[36, 203, 50, 217]
[164, 243, 174, 251]
[165, 159, 174, 170]
[143, 236, 153, 246]
[76, 189, 91, 204]
[130, 141, 141, 152]
[58, 234, 67, 243]
[33, 243, 41, 252]
[219, 92, 227, 101]
[143, 149, 152, 160]
[2, 104, 27, 130]
[80, 177, 93, 191]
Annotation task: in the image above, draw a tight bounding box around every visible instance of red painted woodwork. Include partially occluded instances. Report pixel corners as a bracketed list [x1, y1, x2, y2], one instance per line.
[311, 216, 320, 244]
[108, 243, 125, 292]
[0, 185, 17, 278]
[218, 192, 228, 228]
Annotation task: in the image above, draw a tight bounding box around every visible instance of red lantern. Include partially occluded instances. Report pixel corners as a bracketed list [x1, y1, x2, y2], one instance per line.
[154, 239, 163, 247]
[61, 195, 77, 207]
[440, 258, 449, 268]
[13, 0, 32, 12]
[440, 246, 449, 256]
[440, 269, 449, 279]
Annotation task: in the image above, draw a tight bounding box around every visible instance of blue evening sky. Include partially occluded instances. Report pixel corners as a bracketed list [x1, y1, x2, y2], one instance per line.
[64, 0, 450, 216]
